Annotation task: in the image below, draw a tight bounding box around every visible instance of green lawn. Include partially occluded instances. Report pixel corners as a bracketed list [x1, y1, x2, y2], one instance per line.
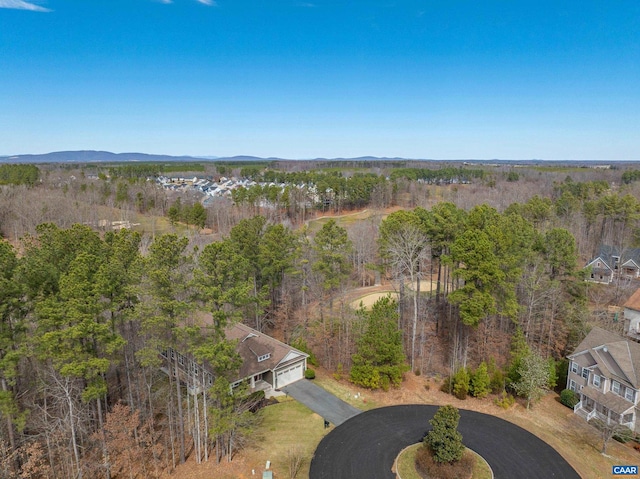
[250, 397, 334, 478]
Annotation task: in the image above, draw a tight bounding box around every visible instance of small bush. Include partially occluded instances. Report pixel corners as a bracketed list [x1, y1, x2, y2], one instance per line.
[559, 389, 579, 409]
[452, 368, 470, 400]
[494, 391, 515, 409]
[440, 378, 452, 394]
[379, 374, 391, 392]
[333, 363, 343, 381]
[614, 428, 634, 444]
[304, 368, 316, 380]
[350, 364, 380, 389]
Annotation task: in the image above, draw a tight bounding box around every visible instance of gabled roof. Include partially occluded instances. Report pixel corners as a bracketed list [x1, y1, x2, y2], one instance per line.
[585, 256, 613, 273]
[569, 327, 640, 388]
[621, 259, 640, 270]
[225, 323, 308, 381]
[624, 288, 640, 312]
[588, 245, 640, 271]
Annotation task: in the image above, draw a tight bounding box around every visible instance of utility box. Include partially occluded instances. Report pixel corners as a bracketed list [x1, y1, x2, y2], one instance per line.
[262, 471, 273, 479]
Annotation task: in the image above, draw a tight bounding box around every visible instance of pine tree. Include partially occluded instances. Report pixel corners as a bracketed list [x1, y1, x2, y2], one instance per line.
[470, 362, 490, 399]
[425, 405, 464, 464]
[350, 296, 407, 390]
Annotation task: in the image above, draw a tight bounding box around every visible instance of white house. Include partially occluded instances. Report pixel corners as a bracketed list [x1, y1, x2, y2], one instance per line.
[624, 288, 640, 340]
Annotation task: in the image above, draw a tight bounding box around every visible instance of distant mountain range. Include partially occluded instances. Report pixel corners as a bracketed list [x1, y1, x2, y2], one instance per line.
[0, 151, 214, 163]
[0, 151, 417, 164]
[0, 151, 631, 166]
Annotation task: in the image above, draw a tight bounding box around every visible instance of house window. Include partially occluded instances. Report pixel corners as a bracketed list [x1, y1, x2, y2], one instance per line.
[612, 380, 621, 395]
[258, 353, 271, 362]
[625, 388, 636, 402]
[593, 375, 601, 388]
[571, 362, 578, 374]
[624, 413, 634, 423]
[582, 368, 589, 380]
[569, 380, 576, 392]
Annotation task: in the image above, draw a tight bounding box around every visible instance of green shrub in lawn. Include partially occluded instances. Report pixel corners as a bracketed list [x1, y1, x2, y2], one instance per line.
[305, 368, 316, 380]
[494, 391, 515, 409]
[560, 389, 579, 409]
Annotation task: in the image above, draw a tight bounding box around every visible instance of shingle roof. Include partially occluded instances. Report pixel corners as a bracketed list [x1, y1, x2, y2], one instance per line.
[624, 288, 640, 312]
[569, 327, 640, 388]
[589, 245, 640, 272]
[580, 386, 635, 415]
[225, 323, 308, 380]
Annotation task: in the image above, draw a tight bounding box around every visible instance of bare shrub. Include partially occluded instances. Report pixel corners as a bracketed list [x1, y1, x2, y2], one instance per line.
[287, 446, 305, 479]
[415, 446, 474, 479]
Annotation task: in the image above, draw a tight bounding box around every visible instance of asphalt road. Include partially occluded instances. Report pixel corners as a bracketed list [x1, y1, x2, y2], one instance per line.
[281, 380, 361, 426]
[309, 405, 581, 479]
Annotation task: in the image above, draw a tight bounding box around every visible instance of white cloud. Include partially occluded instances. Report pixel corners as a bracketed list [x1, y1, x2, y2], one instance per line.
[0, 0, 51, 11]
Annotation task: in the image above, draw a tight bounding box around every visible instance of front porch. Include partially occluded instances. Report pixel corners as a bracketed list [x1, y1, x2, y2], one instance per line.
[574, 396, 634, 430]
[249, 377, 284, 399]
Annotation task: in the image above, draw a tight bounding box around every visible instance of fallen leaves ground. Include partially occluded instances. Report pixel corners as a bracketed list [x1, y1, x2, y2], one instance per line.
[168, 369, 639, 479]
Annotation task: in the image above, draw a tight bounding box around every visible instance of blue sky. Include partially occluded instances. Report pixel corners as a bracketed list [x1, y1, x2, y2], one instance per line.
[1, 1, 639, 159]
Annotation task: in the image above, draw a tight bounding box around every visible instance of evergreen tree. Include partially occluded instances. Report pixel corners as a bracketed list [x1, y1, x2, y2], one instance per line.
[425, 405, 464, 464]
[350, 296, 407, 390]
[470, 362, 490, 399]
[451, 367, 470, 400]
[312, 219, 352, 299]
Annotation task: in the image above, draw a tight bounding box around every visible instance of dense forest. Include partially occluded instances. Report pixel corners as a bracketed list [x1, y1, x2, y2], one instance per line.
[1, 160, 640, 478]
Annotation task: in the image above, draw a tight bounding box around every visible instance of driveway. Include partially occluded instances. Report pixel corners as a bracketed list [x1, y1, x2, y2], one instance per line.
[309, 405, 580, 479]
[281, 380, 361, 426]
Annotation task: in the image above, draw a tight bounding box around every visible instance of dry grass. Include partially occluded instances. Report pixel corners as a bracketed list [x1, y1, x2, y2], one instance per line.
[395, 444, 424, 479]
[314, 374, 380, 410]
[350, 291, 398, 309]
[171, 370, 639, 479]
[167, 396, 332, 479]
[305, 206, 404, 234]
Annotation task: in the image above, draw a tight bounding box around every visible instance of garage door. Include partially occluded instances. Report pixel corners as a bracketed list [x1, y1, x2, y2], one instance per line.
[276, 362, 304, 388]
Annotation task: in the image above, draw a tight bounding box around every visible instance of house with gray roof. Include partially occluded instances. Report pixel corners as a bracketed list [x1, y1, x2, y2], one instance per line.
[567, 327, 640, 433]
[585, 245, 640, 284]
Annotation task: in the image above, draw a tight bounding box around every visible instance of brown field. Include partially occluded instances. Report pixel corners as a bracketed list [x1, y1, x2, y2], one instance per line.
[169, 369, 639, 479]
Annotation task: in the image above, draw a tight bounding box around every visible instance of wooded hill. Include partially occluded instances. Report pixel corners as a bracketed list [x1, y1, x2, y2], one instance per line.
[1, 160, 640, 478]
